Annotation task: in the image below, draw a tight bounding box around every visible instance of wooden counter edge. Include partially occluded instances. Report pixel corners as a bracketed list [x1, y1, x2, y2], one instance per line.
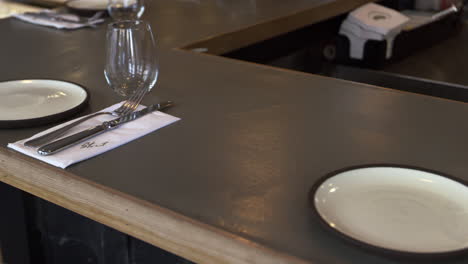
[0, 148, 312, 264]
[182, 0, 374, 55]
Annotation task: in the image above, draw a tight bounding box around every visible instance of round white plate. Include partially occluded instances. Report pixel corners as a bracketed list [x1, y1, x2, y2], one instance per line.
[0, 79, 88, 127]
[66, 0, 107, 11]
[312, 166, 468, 255]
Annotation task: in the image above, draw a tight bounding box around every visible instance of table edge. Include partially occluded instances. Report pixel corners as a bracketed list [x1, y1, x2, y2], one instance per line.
[180, 0, 374, 54]
[0, 148, 313, 264]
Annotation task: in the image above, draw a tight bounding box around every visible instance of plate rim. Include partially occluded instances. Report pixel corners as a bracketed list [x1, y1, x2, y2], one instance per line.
[0, 78, 89, 128]
[65, 0, 107, 11]
[309, 163, 468, 259]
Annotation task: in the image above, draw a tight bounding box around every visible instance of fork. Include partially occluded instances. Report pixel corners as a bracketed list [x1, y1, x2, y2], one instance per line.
[24, 87, 148, 148]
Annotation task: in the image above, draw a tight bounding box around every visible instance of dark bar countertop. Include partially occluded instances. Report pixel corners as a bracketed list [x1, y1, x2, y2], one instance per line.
[2, 1, 468, 263]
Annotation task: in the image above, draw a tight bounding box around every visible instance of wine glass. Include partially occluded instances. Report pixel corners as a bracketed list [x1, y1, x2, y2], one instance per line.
[104, 20, 158, 102]
[107, 0, 145, 21]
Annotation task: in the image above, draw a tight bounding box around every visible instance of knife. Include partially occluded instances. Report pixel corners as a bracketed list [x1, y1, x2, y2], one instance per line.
[37, 101, 174, 156]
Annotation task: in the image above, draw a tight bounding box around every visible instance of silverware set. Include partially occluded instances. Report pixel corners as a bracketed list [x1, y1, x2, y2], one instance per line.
[37, 101, 174, 156]
[25, 99, 174, 155]
[25, 85, 149, 148]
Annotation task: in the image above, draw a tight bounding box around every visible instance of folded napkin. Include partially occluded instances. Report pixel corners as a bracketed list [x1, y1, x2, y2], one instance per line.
[8, 102, 180, 168]
[347, 3, 409, 36]
[13, 10, 105, 29]
[339, 3, 409, 60]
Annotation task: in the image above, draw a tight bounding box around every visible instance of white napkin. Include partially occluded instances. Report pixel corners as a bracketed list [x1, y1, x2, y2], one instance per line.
[13, 11, 105, 29]
[339, 3, 409, 60]
[8, 103, 180, 168]
[339, 21, 399, 59]
[347, 3, 409, 35]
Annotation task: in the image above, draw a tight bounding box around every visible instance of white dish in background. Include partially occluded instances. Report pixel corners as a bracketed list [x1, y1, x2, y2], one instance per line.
[0, 79, 88, 126]
[313, 166, 468, 255]
[66, 0, 107, 11]
[0, 0, 43, 19]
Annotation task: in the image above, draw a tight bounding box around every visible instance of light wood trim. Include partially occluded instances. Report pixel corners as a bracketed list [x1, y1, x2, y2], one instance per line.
[0, 148, 312, 264]
[182, 0, 374, 54]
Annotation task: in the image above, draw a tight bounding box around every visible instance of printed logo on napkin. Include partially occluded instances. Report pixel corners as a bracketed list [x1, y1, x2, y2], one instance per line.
[80, 141, 110, 149]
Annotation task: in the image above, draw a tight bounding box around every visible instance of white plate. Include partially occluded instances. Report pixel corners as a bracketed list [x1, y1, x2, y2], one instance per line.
[66, 0, 107, 11]
[313, 166, 468, 255]
[0, 79, 88, 127]
[0, 1, 43, 19]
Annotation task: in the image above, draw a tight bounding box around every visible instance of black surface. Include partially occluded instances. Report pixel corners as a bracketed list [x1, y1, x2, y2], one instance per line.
[383, 18, 468, 86]
[224, 14, 345, 73]
[0, 182, 30, 264]
[322, 64, 468, 103]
